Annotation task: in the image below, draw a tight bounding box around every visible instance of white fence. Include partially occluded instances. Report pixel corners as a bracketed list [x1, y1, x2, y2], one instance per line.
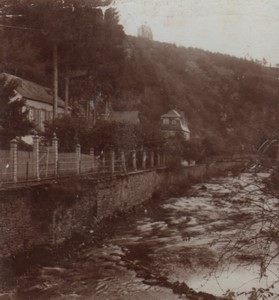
[0, 136, 166, 186]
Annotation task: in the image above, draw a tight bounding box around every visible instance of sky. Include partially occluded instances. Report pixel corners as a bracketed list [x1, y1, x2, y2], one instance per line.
[113, 0, 279, 66]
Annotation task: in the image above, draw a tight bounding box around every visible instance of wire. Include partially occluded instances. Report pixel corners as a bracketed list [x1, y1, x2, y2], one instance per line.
[0, 23, 40, 31]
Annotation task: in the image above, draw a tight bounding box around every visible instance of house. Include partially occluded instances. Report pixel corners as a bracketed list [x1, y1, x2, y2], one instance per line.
[0, 73, 67, 131]
[109, 110, 140, 125]
[160, 109, 190, 140]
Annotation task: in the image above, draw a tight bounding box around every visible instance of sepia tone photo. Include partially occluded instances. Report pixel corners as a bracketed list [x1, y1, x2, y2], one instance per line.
[0, 0, 279, 299]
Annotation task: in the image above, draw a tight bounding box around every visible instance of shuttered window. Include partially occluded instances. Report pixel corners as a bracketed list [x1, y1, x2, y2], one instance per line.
[28, 107, 35, 121]
[46, 111, 53, 121]
[34, 109, 40, 126]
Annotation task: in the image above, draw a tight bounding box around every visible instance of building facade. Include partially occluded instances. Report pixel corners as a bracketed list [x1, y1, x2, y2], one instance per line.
[160, 109, 190, 140]
[1, 73, 66, 131]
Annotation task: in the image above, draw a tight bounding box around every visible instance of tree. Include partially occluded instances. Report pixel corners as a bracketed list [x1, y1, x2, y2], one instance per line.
[82, 121, 141, 153]
[203, 160, 279, 299]
[0, 0, 125, 117]
[44, 115, 89, 152]
[43, 115, 166, 154]
[0, 76, 35, 148]
[182, 139, 206, 162]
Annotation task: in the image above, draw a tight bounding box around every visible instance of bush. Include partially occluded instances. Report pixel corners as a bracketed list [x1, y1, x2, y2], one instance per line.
[44, 116, 89, 152]
[0, 76, 35, 148]
[44, 116, 168, 155]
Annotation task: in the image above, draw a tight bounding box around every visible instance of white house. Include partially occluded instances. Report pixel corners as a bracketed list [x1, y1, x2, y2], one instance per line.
[160, 109, 190, 140]
[0, 73, 67, 131]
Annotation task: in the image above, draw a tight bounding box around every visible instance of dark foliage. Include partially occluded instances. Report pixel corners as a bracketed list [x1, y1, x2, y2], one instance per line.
[1, 3, 279, 156]
[0, 0, 126, 99]
[0, 77, 35, 148]
[43, 115, 167, 154]
[44, 116, 89, 152]
[112, 37, 279, 155]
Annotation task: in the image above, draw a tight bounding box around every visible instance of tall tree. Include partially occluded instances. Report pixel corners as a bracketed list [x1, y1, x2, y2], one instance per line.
[0, 0, 125, 117]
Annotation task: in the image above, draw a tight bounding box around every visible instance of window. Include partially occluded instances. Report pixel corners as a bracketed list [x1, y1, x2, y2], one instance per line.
[40, 110, 47, 131]
[28, 107, 35, 121]
[171, 118, 180, 125]
[162, 118, 169, 125]
[34, 109, 40, 125]
[40, 110, 46, 123]
[46, 111, 53, 121]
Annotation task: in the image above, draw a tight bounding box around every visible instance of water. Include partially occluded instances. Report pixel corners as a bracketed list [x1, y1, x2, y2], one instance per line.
[1, 172, 279, 299]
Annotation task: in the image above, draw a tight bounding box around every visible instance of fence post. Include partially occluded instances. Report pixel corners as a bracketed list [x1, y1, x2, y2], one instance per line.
[10, 139, 18, 183]
[33, 134, 40, 181]
[162, 153, 166, 166]
[121, 151, 127, 174]
[132, 150, 137, 171]
[157, 153, 161, 167]
[52, 133, 58, 177]
[76, 144, 81, 175]
[150, 151, 154, 168]
[110, 150, 115, 175]
[90, 148, 95, 173]
[142, 151, 147, 169]
[101, 151, 105, 173]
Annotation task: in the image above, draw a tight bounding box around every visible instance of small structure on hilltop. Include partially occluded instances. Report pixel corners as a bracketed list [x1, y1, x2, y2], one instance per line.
[160, 109, 190, 140]
[109, 110, 140, 125]
[138, 24, 153, 40]
[0, 73, 68, 131]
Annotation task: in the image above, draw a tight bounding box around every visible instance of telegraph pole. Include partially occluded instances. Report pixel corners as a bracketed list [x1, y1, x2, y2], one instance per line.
[64, 63, 69, 115]
[0, 24, 59, 120]
[53, 43, 58, 119]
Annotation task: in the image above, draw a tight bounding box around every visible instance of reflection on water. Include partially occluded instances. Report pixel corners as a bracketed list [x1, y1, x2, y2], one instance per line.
[1, 172, 279, 299]
[188, 260, 278, 298]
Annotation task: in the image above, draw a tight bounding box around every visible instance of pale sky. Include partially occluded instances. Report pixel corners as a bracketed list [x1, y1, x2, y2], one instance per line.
[114, 0, 279, 65]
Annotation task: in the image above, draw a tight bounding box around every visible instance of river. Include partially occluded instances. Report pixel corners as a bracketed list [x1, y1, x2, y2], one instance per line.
[1, 172, 279, 299]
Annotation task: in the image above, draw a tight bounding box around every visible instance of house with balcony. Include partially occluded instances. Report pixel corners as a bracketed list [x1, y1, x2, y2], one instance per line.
[160, 109, 190, 140]
[0, 73, 67, 131]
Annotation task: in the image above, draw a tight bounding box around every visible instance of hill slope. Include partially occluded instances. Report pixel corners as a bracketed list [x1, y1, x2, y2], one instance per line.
[114, 36, 279, 153]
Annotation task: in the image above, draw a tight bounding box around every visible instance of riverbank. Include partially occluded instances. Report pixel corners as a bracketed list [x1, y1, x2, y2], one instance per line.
[0, 160, 247, 258]
[2, 169, 277, 300]
[0, 187, 225, 300]
[0, 160, 252, 300]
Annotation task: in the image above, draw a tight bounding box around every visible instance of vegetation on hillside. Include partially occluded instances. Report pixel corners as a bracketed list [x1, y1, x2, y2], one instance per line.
[0, 2, 279, 156]
[111, 37, 279, 155]
[0, 0, 125, 103]
[43, 115, 166, 154]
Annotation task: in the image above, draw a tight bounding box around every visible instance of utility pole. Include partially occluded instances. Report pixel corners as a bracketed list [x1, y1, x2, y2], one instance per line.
[53, 43, 58, 119]
[64, 63, 69, 115]
[0, 23, 60, 120]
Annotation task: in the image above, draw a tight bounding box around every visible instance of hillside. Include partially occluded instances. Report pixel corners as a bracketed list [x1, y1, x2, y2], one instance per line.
[113, 36, 279, 154]
[1, 26, 279, 155]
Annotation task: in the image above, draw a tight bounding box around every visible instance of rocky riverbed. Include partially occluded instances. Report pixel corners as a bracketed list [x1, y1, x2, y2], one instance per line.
[0, 171, 278, 300]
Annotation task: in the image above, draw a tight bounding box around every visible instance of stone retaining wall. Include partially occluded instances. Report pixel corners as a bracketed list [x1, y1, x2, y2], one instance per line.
[0, 160, 246, 257]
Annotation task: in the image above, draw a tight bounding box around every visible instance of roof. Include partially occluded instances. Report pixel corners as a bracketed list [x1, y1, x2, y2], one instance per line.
[161, 109, 190, 133]
[179, 111, 190, 132]
[109, 110, 140, 125]
[179, 121, 190, 133]
[0, 73, 65, 107]
[161, 109, 181, 118]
